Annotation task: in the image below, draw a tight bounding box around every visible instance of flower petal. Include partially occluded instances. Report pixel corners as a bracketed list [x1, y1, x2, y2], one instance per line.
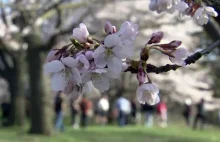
[82, 81, 93, 94]
[173, 48, 187, 58]
[194, 7, 203, 19]
[71, 67, 82, 84]
[94, 53, 107, 68]
[51, 72, 66, 91]
[94, 45, 106, 58]
[107, 57, 122, 73]
[82, 72, 91, 83]
[62, 57, 77, 67]
[104, 34, 121, 48]
[77, 54, 90, 73]
[205, 6, 218, 17]
[197, 14, 209, 25]
[169, 57, 186, 66]
[93, 75, 110, 92]
[112, 44, 132, 59]
[43, 60, 64, 74]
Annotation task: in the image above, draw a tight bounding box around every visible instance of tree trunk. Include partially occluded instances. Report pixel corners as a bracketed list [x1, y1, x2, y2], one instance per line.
[7, 52, 26, 126]
[27, 44, 52, 135]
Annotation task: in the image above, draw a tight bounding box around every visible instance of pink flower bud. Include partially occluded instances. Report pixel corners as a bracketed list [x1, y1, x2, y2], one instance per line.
[169, 40, 182, 48]
[72, 23, 89, 43]
[158, 40, 182, 50]
[148, 31, 164, 44]
[46, 50, 61, 62]
[137, 65, 146, 84]
[112, 26, 117, 33]
[85, 51, 94, 60]
[104, 21, 114, 34]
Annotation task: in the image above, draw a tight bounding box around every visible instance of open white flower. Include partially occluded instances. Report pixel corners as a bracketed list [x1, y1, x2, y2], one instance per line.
[74, 54, 90, 73]
[194, 6, 218, 25]
[136, 83, 160, 105]
[94, 34, 130, 73]
[44, 57, 81, 91]
[149, 0, 188, 14]
[169, 47, 187, 66]
[82, 68, 110, 92]
[116, 21, 138, 42]
[72, 23, 89, 43]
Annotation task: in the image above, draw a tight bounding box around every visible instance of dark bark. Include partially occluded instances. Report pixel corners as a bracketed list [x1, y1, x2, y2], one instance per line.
[26, 35, 52, 135]
[0, 48, 26, 126]
[8, 52, 26, 126]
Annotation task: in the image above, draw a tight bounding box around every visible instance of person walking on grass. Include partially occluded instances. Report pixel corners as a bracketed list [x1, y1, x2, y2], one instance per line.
[193, 98, 205, 130]
[97, 95, 109, 125]
[183, 98, 192, 126]
[70, 97, 81, 129]
[54, 91, 65, 132]
[115, 95, 131, 127]
[80, 94, 92, 128]
[142, 103, 155, 128]
[157, 98, 168, 128]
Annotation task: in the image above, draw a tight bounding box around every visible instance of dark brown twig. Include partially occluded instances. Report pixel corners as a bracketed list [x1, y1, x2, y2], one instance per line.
[125, 40, 220, 74]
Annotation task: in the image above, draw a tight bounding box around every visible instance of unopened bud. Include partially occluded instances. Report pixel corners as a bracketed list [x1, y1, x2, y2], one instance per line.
[169, 40, 182, 48]
[148, 31, 164, 44]
[104, 21, 115, 34]
[137, 62, 147, 84]
[85, 51, 94, 60]
[84, 43, 91, 49]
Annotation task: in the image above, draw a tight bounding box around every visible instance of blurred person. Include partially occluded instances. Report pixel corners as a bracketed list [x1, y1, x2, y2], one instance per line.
[70, 98, 80, 129]
[54, 92, 65, 132]
[142, 104, 155, 128]
[79, 94, 92, 128]
[97, 95, 109, 125]
[183, 98, 192, 126]
[115, 95, 131, 127]
[130, 97, 137, 124]
[157, 98, 168, 128]
[193, 98, 205, 130]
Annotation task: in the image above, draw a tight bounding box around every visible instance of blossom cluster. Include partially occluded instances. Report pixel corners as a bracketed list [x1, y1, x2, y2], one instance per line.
[43, 20, 189, 105]
[149, 0, 218, 25]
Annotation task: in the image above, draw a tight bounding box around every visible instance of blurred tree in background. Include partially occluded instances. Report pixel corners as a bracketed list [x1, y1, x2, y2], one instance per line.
[0, 0, 220, 136]
[0, 0, 90, 135]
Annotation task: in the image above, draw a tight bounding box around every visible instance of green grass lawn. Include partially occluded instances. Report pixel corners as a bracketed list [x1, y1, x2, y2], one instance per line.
[0, 125, 220, 142]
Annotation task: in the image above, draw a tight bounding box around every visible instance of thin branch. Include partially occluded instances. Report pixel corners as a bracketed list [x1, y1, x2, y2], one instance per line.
[200, 39, 220, 55]
[125, 40, 220, 74]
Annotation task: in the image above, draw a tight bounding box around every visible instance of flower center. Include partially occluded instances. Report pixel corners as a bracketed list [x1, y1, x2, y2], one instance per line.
[78, 61, 84, 69]
[91, 73, 102, 81]
[105, 48, 114, 58]
[63, 67, 72, 80]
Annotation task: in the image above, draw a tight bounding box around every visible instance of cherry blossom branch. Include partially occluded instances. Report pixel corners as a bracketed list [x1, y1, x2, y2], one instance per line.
[125, 40, 220, 74]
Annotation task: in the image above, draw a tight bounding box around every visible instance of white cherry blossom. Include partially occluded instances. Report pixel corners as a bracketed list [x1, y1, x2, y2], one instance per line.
[94, 34, 129, 73]
[72, 23, 89, 43]
[136, 83, 160, 105]
[44, 57, 81, 91]
[116, 21, 138, 42]
[82, 68, 110, 92]
[74, 54, 90, 73]
[194, 6, 218, 25]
